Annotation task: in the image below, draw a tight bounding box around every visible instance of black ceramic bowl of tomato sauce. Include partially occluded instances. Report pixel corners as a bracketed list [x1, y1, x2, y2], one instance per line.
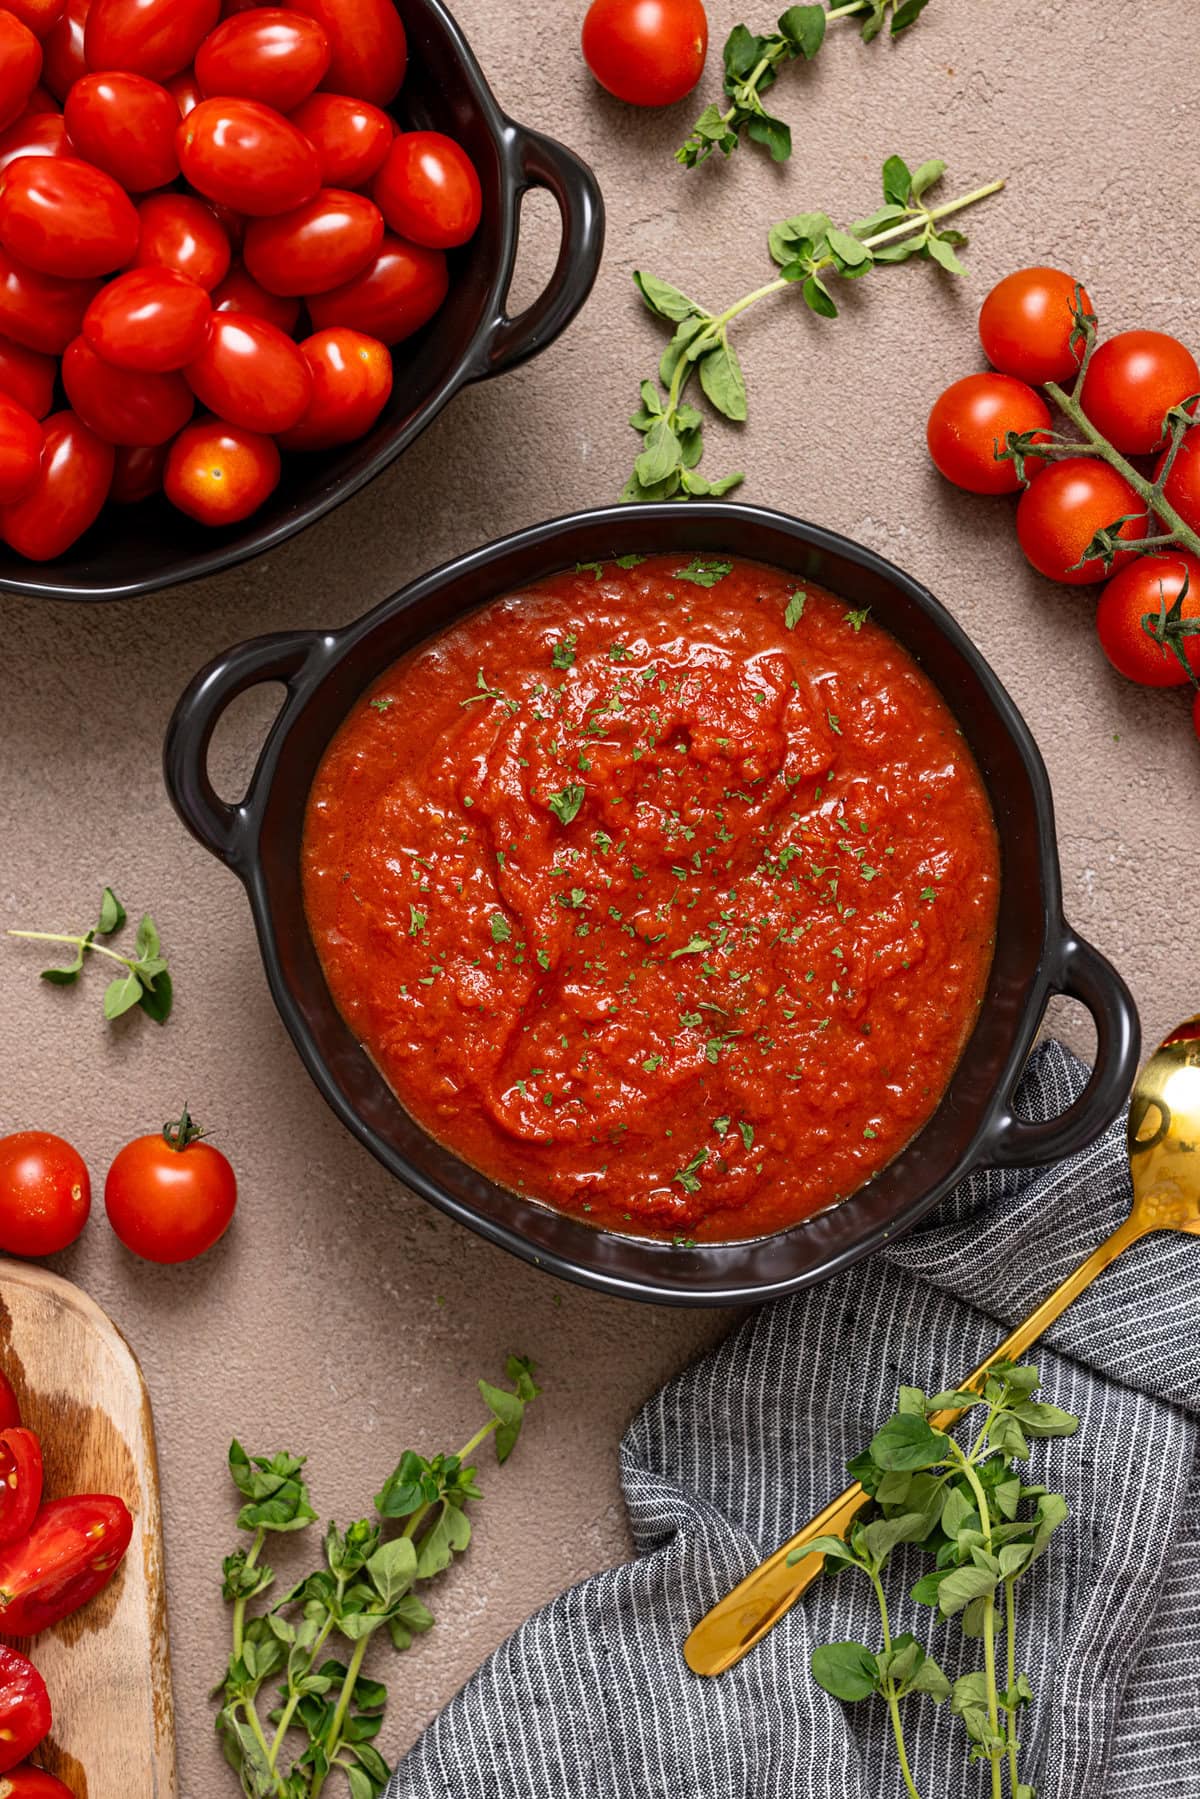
[163, 502, 1140, 1306]
[0, 0, 603, 602]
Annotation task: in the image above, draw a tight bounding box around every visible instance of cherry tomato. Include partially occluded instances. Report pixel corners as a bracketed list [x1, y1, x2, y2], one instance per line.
[0, 335, 55, 416]
[184, 311, 309, 430]
[582, 0, 707, 106]
[0, 396, 43, 504]
[0, 1769, 78, 1798]
[166, 64, 202, 117]
[195, 9, 330, 110]
[278, 325, 391, 449]
[0, 1431, 43, 1549]
[0, 1132, 90, 1255]
[0, 408, 112, 555]
[286, 0, 406, 106]
[1015, 458, 1147, 586]
[177, 96, 320, 216]
[1095, 552, 1200, 688]
[40, 0, 89, 103]
[164, 418, 279, 523]
[242, 187, 382, 297]
[0, 1649, 50, 1773]
[62, 336, 193, 444]
[0, 158, 139, 279]
[1154, 425, 1200, 537]
[926, 373, 1051, 495]
[206, 198, 244, 248]
[288, 91, 393, 188]
[0, 1494, 132, 1635]
[1081, 329, 1200, 455]
[134, 192, 230, 289]
[978, 266, 1091, 387]
[0, 247, 98, 352]
[4, 0, 66, 38]
[64, 70, 180, 190]
[84, 0, 219, 81]
[83, 267, 211, 371]
[307, 233, 447, 346]
[0, 1374, 20, 1434]
[211, 265, 299, 332]
[372, 131, 481, 251]
[110, 440, 166, 502]
[0, 16, 44, 133]
[0, 109, 70, 174]
[19, 85, 60, 114]
[105, 1109, 237, 1262]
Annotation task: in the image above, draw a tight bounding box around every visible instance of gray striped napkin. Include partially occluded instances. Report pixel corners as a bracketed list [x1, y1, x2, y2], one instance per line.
[385, 1041, 1200, 1799]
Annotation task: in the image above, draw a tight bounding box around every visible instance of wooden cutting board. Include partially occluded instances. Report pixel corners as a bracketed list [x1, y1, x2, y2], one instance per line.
[0, 1260, 176, 1799]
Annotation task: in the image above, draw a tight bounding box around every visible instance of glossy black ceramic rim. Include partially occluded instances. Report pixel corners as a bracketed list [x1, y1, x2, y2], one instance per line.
[164, 503, 1141, 1305]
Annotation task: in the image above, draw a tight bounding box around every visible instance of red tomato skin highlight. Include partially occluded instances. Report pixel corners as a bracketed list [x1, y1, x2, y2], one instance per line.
[0, 1430, 44, 1548]
[242, 187, 383, 296]
[177, 96, 321, 216]
[83, 267, 211, 371]
[372, 131, 481, 251]
[978, 266, 1091, 387]
[1015, 457, 1147, 586]
[277, 325, 392, 449]
[184, 311, 310, 430]
[0, 1647, 50, 1773]
[0, 157, 140, 279]
[64, 70, 181, 190]
[62, 335, 194, 444]
[1081, 329, 1200, 455]
[0, 110, 71, 175]
[582, 0, 708, 106]
[286, 0, 407, 106]
[104, 1132, 238, 1261]
[288, 91, 393, 188]
[134, 192, 231, 290]
[0, 15, 44, 133]
[306, 233, 447, 346]
[84, 0, 220, 80]
[1096, 552, 1200, 687]
[926, 373, 1051, 495]
[164, 417, 279, 523]
[0, 1131, 91, 1254]
[195, 9, 331, 111]
[0, 1494, 133, 1635]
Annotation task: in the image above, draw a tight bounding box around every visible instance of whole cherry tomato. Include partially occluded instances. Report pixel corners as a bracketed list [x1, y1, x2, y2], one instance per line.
[211, 265, 299, 332]
[164, 418, 279, 523]
[166, 64, 202, 117]
[0, 1769, 78, 1798]
[0, 15, 44, 132]
[184, 311, 310, 430]
[105, 1107, 237, 1262]
[1095, 552, 1200, 688]
[0, 396, 44, 503]
[0, 109, 71, 174]
[0, 247, 98, 352]
[307, 234, 447, 345]
[134, 192, 230, 289]
[1155, 425, 1200, 537]
[372, 131, 481, 251]
[278, 325, 391, 449]
[0, 1131, 90, 1254]
[110, 440, 166, 501]
[64, 70, 180, 190]
[40, 0, 89, 102]
[286, 0, 406, 106]
[1081, 329, 1200, 455]
[0, 157, 139, 278]
[0, 1431, 43, 1548]
[978, 266, 1091, 387]
[0, 408, 112, 555]
[582, 0, 708, 105]
[0, 336, 54, 417]
[4, 0, 66, 37]
[242, 187, 383, 296]
[177, 96, 320, 216]
[0, 1649, 50, 1773]
[0, 1494, 132, 1635]
[1015, 458, 1147, 586]
[84, 0, 219, 80]
[289, 92, 393, 188]
[927, 373, 1051, 496]
[63, 336, 193, 443]
[195, 9, 330, 110]
[83, 267, 211, 371]
[0, 1372, 20, 1433]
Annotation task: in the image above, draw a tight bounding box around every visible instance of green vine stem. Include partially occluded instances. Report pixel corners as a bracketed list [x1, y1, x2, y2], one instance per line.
[955, 1452, 1004, 1799]
[867, 1565, 924, 1799]
[1004, 1577, 1020, 1797]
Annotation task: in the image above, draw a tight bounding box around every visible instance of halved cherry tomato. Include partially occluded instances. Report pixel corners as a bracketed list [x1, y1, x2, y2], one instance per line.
[83, 268, 211, 371]
[372, 131, 481, 251]
[0, 109, 70, 174]
[0, 1494, 133, 1635]
[0, 248, 98, 353]
[1095, 552, 1200, 687]
[195, 9, 330, 110]
[84, 0, 219, 80]
[134, 192, 230, 289]
[0, 1131, 91, 1254]
[978, 266, 1091, 387]
[0, 16, 44, 133]
[164, 418, 279, 524]
[40, 0, 89, 103]
[177, 96, 320, 216]
[0, 397, 43, 504]
[0, 409, 112, 556]
[0, 1648, 50, 1774]
[110, 441, 166, 502]
[1081, 329, 1200, 455]
[0, 1374, 20, 1434]
[582, 0, 708, 106]
[184, 312, 309, 430]
[287, 0, 407, 106]
[64, 70, 180, 191]
[5, 0, 66, 37]
[307, 233, 447, 346]
[63, 336, 193, 444]
[0, 1431, 43, 1548]
[0, 337, 54, 418]
[242, 187, 383, 297]
[289, 92, 393, 189]
[926, 372, 1051, 495]
[105, 1109, 238, 1259]
[0, 1768, 77, 1798]
[210, 265, 299, 333]
[166, 65, 202, 117]
[278, 325, 391, 450]
[0, 158, 139, 279]
[1015, 457, 1147, 586]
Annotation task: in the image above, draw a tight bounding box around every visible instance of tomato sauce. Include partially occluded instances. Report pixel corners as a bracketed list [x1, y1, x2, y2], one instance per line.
[302, 555, 1000, 1242]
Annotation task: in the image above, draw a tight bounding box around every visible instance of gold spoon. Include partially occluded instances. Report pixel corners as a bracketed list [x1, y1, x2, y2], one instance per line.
[684, 1014, 1200, 1678]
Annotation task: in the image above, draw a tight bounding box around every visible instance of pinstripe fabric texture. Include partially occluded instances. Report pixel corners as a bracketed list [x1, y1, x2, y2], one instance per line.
[385, 1043, 1200, 1799]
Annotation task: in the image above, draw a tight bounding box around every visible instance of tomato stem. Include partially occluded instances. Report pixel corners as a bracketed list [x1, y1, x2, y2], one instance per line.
[162, 1103, 205, 1152]
[1043, 376, 1200, 561]
[6, 929, 136, 972]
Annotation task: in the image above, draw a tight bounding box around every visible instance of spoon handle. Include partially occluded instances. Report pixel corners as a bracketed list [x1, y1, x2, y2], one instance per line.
[682, 1210, 1148, 1677]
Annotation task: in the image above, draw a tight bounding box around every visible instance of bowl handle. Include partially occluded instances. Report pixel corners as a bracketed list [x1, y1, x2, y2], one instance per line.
[982, 927, 1141, 1168]
[471, 123, 605, 379]
[163, 629, 328, 873]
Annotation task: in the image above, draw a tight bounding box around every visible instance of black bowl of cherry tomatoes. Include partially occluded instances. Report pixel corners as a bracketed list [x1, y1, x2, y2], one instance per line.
[0, 0, 604, 600]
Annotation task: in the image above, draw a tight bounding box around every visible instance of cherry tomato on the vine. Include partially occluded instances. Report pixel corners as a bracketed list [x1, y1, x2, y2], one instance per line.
[0, 1649, 50, 1773]
[84, 0, 219, 81]
[105, 1107, 237, 1261]
[0, 336, 55, 418]
[289, 92, 393, 189]
[177, 96, 320, 217]
[185, 311, 310, 430]
[0, 408, 112, 556]
[1095, 552, 1200, 688]
[134, 192, 230, 289]
[0, 247, 99, 352]
[164, 418, 280, 523]
[0, 109, 71, 175]
[83, 267, 211, 371]
[582, 0, 708, 106]
[194, 9, 330, 110]
[926, 372, 1051, 495]
[211, 265, 299, 333]
[0, 396, 44, 504]
[242, 187, 383, 296]
[110, 440, 166, 502]
[0, 1431, 43, 1548]
[0, 1494, 132, 1635]
[63, 335, 194, 444]
[0, 1768, 78, 1798]
[306, 233, 448, 346]
[0, 1131, 90, 1255]
[1081, 329, 1200, 455]
[287, 0, 407, 107]
[1154, 423, 1200, 537]
[0, 157, 140, 279]
[0, 15, 44, 133]
[372, 131, 481, 251]
[64, 70, 181, 191]
[1015, 457, 1147, 586]
[978, 266, 1091, 387]
[40, 0, 89, 103]
[278, 325, 392, 450]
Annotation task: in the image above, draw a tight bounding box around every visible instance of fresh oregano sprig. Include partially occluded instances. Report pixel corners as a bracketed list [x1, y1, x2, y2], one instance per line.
[678, 0, 931, 169]
[790, 1361, 1076, 1799]
[7, 885, 173, 1023]
[214, 1357, 540, 1799]
[624, 155, 1003, 503]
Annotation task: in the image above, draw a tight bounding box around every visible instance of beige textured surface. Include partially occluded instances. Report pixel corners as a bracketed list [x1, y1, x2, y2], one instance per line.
[1, 0, 1199, 1790]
